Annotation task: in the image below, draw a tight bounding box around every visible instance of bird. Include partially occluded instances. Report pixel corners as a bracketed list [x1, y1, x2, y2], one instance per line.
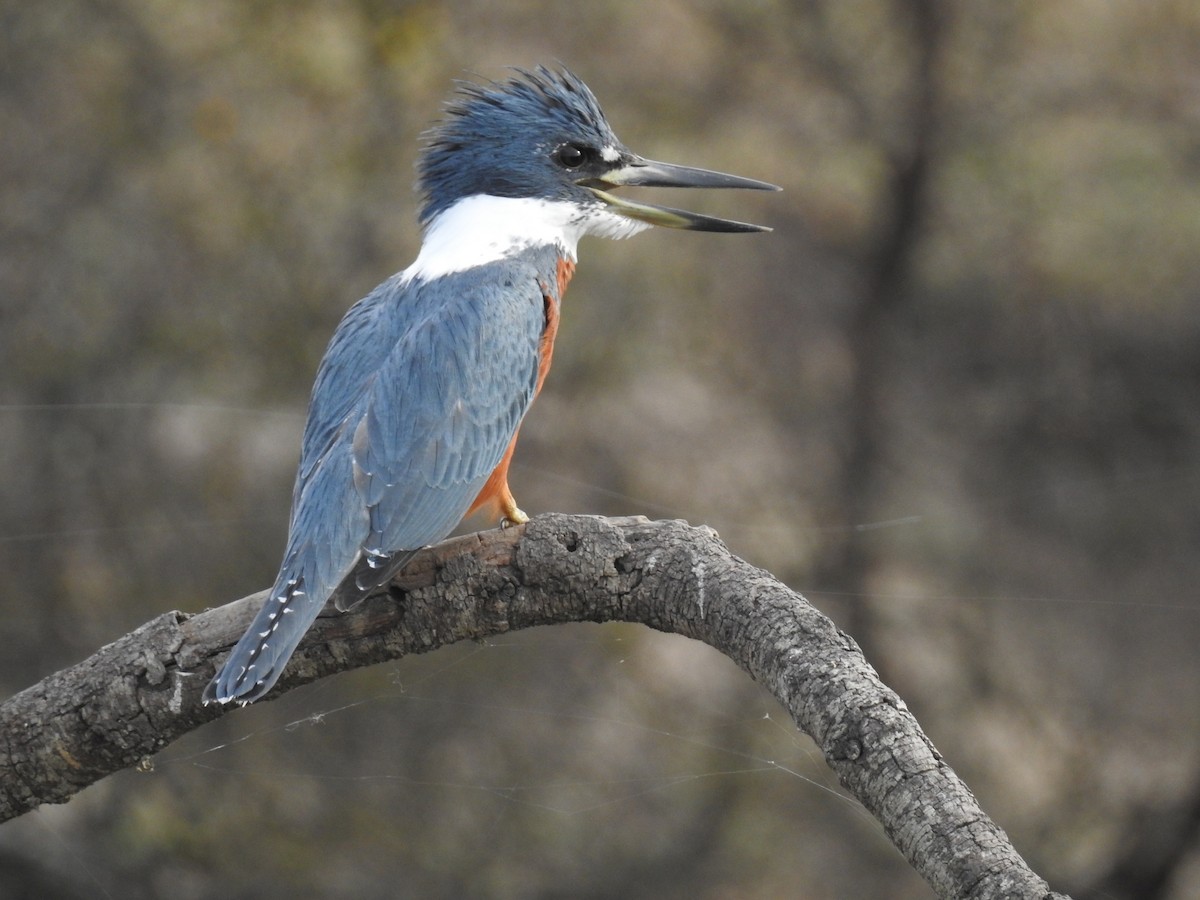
[203, 65, 778, 705]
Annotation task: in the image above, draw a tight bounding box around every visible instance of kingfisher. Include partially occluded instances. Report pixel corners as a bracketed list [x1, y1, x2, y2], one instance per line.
[204, 66, 778, 705]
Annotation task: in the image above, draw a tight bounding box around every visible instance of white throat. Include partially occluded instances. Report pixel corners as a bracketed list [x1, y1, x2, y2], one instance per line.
[402, 194, 649, 282]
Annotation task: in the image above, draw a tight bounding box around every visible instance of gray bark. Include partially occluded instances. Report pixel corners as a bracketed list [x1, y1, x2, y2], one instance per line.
[0, 513, 1068, 900]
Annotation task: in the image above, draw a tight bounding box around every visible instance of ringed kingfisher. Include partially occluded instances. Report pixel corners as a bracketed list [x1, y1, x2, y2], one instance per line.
[204, 66, 778, 705]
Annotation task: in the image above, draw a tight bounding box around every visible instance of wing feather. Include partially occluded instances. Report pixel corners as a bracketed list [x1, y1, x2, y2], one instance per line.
[353, 266, 544, 555]
[206, 247, 560, 704]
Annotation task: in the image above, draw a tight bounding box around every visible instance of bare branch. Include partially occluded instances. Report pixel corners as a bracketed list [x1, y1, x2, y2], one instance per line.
[0, 513, 1067, 900]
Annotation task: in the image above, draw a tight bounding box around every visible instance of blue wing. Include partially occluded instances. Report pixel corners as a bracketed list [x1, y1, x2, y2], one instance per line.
[351, 266, 544, 566]
[205, 247, 557, 703]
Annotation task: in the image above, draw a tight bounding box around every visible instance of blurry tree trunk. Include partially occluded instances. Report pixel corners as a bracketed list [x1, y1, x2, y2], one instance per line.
[1085, 779, 1200, 900]
[810, 0, 944, 668]
[0, 513, 1066, 900]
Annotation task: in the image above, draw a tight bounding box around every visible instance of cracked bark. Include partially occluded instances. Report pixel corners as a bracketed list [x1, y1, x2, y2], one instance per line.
[0, 513, 1068, 900]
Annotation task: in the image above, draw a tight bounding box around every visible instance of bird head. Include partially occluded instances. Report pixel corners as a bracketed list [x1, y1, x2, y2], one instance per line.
[417, 66, 778, 236]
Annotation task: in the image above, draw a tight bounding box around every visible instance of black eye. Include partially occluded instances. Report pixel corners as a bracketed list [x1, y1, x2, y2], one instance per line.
[555, 143, 589, 169]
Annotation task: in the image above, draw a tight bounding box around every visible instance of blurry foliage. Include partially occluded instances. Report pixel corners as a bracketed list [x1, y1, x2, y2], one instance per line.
[3, 0, 1200, 897]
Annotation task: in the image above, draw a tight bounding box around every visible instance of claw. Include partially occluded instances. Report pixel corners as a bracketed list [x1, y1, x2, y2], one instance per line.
[501, 504, 529, 528]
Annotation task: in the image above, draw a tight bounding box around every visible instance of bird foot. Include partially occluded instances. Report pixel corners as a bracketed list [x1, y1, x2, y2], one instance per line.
[500, 505, 529, 528]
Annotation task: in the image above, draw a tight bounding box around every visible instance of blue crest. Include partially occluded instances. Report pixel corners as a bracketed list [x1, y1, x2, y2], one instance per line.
[417, 66, 625, 224]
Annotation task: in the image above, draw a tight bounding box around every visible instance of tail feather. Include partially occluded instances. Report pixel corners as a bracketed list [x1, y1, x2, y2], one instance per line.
[347, 548, 418, 606]
[203, 573, 328, 705]
[203, 547, 419, 703]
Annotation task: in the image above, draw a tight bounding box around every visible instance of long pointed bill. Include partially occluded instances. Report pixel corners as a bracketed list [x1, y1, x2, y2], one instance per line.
[587, 158, 780, 233]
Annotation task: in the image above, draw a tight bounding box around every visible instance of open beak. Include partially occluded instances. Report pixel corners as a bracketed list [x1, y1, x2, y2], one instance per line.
[586, 158, 780, 233]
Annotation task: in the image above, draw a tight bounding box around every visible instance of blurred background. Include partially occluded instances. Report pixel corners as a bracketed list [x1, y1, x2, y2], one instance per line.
[3, 1, 1199, 897]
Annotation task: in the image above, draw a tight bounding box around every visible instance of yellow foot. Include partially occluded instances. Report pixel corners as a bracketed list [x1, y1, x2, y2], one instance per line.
[500, 504, 529, 528]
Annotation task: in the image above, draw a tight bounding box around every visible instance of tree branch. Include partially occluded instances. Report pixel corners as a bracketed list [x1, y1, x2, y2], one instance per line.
[0, 513, 1068, 900]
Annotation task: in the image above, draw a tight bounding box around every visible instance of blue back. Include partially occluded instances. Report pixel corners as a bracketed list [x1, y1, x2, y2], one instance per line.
[205, 243, 564, 703]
